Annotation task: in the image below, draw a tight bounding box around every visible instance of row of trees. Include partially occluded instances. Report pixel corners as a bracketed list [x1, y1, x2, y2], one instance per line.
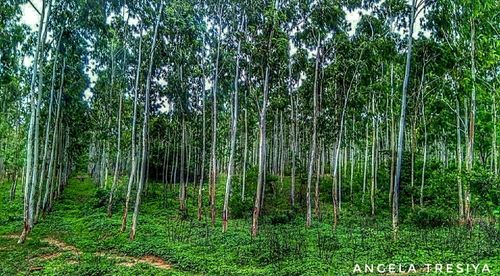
[0, 0, 497, 242]
[1, 0, 91, 243]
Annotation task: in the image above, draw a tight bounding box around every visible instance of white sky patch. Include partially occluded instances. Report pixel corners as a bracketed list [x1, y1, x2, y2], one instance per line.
[20, 0, 41, 68]
[23, 56, 34, 68]
[83, 88, 93, 100]
[83, 58, 97, 102]
[158, 96, 172, 113]
[345, 8, 363, 36]
[343, 0, 429, 39]
[156, 78, 168, 87]
[205, 78, 212, 91]
[414, 1, 430, 38]
[20, 0, 42, 32]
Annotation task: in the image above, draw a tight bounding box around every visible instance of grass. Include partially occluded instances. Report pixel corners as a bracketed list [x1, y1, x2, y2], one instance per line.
[0, 174, 498, 275]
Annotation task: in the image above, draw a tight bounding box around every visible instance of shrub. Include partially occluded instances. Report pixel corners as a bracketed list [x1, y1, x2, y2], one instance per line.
[266, 209, 296, 225]
[93, 188, 109, 208]
[229, 194, 253, 219]
[408, 207, 451, 228]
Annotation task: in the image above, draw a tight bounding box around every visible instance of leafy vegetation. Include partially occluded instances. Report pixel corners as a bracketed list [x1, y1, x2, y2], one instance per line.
[1, 174, 499, 274]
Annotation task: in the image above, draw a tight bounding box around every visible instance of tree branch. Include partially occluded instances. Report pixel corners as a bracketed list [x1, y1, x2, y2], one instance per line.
[28, 0, 41, 16]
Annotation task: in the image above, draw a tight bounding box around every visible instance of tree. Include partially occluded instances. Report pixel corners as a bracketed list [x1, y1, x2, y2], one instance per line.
[19, 0, 53, 244]
[393, 0, 418, 237]
[130, 0, 163, 240]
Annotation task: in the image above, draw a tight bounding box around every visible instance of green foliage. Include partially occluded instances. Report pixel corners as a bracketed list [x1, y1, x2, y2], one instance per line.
[2, 174, 499, 275]
[93, 188, 110, 209]
[229, 188, 253, 219]
[408, 207, 451, 228]
[466, 168, 500, 215]
[265, 209, 297, 225]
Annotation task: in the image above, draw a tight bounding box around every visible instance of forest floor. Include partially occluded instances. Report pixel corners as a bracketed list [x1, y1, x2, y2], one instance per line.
[0, 176, 180, 275]
[0, 175, 498, 275]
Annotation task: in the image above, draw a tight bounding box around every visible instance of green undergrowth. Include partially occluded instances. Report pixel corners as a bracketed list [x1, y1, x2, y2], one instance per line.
[0, 174, 499, 275]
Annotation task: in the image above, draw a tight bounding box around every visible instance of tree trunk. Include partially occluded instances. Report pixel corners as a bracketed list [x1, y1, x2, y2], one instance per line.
[493, 93, 497, 177]
[209, 9, 222, 226]
[289, 56, 296, 206]
[35, 31, 62, 223]
[389, 63, 395, 208]
[314, 142, 321, 219]
[393, 0, 415, 237]
[339, 147, 342, 212]
[420, 89, 427, 207]
[222, 18, 242, 232]
[162, 141, 168, 184]
[410, 118, 416, 210]
[20, 0, 52, 244]
[121, 23, 142, 232]
[197, 69, 207, 220]
[349, 115, 355, 202]
[108, 46, 120, 217]
[179, 120, 187, 216]
[43, 59, 65, 216]
[306, 34, 321, 227]
[130, 1, 162, 240]
[279, 111, 285, 191]
[455, 97, 464, 222]
[241, 90, 248, 202]
[251, 25, 274, 236]
[362, 122, 369, 202]
[370, 95, 376, 217]
[464, 18, 476, 227]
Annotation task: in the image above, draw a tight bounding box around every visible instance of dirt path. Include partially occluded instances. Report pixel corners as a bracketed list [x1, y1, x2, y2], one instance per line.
[2, 234, 171, 270]
[96, 252, 172, 269]
[46, 236, 172, 269]
[0, 234, 24, 240]
[42, 237, 81, 255]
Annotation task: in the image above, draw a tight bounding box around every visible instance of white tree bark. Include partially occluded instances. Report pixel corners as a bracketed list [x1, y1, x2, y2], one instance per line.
[222, 16, 243, 232]
[130, 1, 163, 240]
[393, 0, 416, 236]
[20, 0, 52, 243]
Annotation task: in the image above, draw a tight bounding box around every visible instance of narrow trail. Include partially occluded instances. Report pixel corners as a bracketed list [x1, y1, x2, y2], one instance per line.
[2, 234, 172, 270]
[45, 236, 172, 269]
[42, 237, 81, 255]
[96, 251, 172, 269]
